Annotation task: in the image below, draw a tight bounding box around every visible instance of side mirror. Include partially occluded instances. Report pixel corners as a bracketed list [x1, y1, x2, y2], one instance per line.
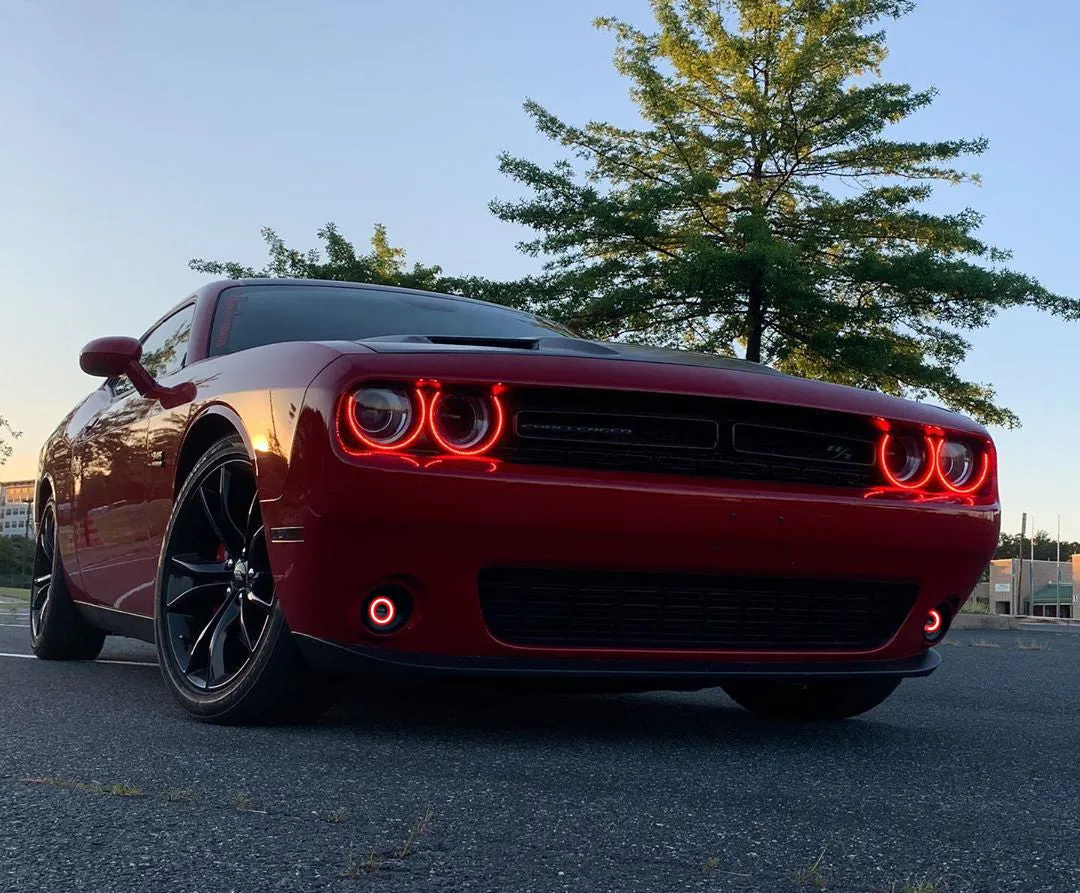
[79, 335, 196, 409]
[80, 336, 142, 378]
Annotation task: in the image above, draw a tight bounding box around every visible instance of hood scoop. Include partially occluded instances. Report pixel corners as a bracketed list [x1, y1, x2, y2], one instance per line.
[357, 334, 621, 356]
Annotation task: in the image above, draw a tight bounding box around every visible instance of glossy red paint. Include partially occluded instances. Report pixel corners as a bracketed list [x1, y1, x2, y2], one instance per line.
[36, 279, 1000, 682]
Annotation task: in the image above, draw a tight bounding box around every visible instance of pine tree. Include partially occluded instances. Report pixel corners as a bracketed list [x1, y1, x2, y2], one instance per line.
[492, 0, 1078, 426]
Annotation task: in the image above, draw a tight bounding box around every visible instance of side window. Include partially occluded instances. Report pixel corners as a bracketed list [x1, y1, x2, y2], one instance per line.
[112, 304, 196, 397]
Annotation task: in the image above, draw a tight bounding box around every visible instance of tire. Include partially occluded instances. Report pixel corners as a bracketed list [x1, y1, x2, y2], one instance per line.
[721, 677, 902, 721]
[30, 499, 106, 660]
[154, 435, 334, 724]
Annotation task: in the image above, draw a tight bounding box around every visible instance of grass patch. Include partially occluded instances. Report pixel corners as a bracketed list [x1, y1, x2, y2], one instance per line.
[20, 776, 142, 796]
[0, 586, 30, 601]
[881, 879, 942, 893]
[960, 599, 990, 615]
[794, 845, 828, 889]
[1017, 641, 1049, 651]
[75, 782, 143, 797]
[326, 806, 347, 823]
[970, 639, 1000, 648]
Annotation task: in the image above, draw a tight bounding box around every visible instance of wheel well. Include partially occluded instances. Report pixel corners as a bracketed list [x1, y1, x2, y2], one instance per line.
[174, 414, 244, 497]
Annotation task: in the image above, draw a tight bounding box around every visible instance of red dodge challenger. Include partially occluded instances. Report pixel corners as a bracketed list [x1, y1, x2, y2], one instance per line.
[31, 279, 999, 723]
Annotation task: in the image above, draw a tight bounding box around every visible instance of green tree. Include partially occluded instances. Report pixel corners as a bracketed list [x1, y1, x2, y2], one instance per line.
[491, 0, 1078, 426]
[994, 531, 1079, 563]
[190, 223, 446, 291]
[189, 222, 520, 308]
[0, 414, 19, 466]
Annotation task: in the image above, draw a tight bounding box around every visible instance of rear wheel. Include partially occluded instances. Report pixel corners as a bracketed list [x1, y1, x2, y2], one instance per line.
[154, 436, 334, 724]
[30, 499, 106, 660]
[721, 678, 901, 721]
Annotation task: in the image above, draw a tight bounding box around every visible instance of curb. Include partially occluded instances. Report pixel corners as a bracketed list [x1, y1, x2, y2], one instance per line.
[952, 614, 1023, 631]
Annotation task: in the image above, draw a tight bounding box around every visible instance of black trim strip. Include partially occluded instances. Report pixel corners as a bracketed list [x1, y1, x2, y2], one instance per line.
[293, 633, 940, 683]
[73, 601, 155, 644]
[270, 527, 304, 543]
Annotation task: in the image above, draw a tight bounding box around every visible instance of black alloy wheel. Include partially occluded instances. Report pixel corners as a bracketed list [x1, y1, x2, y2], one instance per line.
[155, 436, 332, 724]
[161, 456, 275, 690]
[30, 507, 57, 641]
[30, 499, 106, 660]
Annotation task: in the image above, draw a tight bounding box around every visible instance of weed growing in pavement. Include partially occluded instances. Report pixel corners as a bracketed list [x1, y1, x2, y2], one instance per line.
[397, 806, 435, 858]
[794, 845, 828, 889]
[232, 792, 268, 813]
[341, 806, 435, 879]
[341, 848, 381, 878]
[326, 806, 347, 823]
[970, 639, 1000, 648]
[703, 856, 722, 872]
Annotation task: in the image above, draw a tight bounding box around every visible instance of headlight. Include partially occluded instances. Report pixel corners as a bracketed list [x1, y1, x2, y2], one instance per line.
[345, 386, 424, 450]
[937, 439, 989, 493]
[879, 433, 934, 489]
[429, 391, 504, 455]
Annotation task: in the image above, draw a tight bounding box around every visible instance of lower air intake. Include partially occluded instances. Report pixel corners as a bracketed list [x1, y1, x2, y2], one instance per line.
[478, 569, 917, 651]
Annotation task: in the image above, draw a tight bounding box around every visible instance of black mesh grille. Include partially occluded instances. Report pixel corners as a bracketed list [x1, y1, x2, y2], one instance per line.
[478, 569, 918, 651]
[498, 388, 879, 489]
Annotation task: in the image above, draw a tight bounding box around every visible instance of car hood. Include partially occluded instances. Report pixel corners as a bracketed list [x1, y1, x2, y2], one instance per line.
[341, 335, 983, 435]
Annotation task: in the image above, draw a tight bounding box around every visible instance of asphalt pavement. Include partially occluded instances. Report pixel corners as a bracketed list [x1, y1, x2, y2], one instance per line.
[1, 597, 1079, 893]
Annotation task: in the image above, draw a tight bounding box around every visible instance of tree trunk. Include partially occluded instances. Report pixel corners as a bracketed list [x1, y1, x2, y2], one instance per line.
[746, 275, 764, 363]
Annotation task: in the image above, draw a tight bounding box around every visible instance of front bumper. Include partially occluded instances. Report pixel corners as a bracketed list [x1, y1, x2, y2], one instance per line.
[261, 441, 998, 671]
[294, 633, 942, 684]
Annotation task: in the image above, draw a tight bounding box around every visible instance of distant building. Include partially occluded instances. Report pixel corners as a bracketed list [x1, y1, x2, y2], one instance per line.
[0, 480, 34, 539]
[988, 558, 1076, 617]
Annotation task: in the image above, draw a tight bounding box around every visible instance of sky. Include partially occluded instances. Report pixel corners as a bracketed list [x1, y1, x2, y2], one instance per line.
[1, 0, 1077, 537]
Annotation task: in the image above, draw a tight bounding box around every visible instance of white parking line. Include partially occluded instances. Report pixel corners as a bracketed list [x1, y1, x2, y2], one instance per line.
[0, 652, 157, 667]
[0, 623, 29, 628]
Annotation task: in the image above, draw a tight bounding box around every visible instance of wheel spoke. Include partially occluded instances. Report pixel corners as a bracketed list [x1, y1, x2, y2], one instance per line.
[219, 464, 248, 553]
[206, 599, 241, 688]
[238, 600, 254, 652]
[245, 586, 273, 608]
[198, 472, 230, 551]
[244, 494, 259, 541]
[183, 596, 232, 676]
[170, 555, 231, 579]
[167, 580, 229, 610]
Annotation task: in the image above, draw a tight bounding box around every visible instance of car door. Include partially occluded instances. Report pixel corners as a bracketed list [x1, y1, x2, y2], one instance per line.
[73, 304, 197, 614]
[71, 380, 156, 609]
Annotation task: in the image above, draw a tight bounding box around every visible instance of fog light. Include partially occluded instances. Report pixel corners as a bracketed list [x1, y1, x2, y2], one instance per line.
[362, 586, 412, 634]
[368, 597, 396, 627]
[923, 605, 950, 643]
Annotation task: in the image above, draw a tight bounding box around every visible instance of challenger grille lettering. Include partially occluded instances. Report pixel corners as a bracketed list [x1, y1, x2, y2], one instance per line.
[518, 422, 636, 438]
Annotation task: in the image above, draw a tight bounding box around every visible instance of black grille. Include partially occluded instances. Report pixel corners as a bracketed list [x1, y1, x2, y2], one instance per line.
[478, 569, 918, 651]
[498, 388, 879, 489]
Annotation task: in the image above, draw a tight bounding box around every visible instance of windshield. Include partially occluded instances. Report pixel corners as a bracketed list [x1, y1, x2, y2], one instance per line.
[208, 284, 571, 356]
